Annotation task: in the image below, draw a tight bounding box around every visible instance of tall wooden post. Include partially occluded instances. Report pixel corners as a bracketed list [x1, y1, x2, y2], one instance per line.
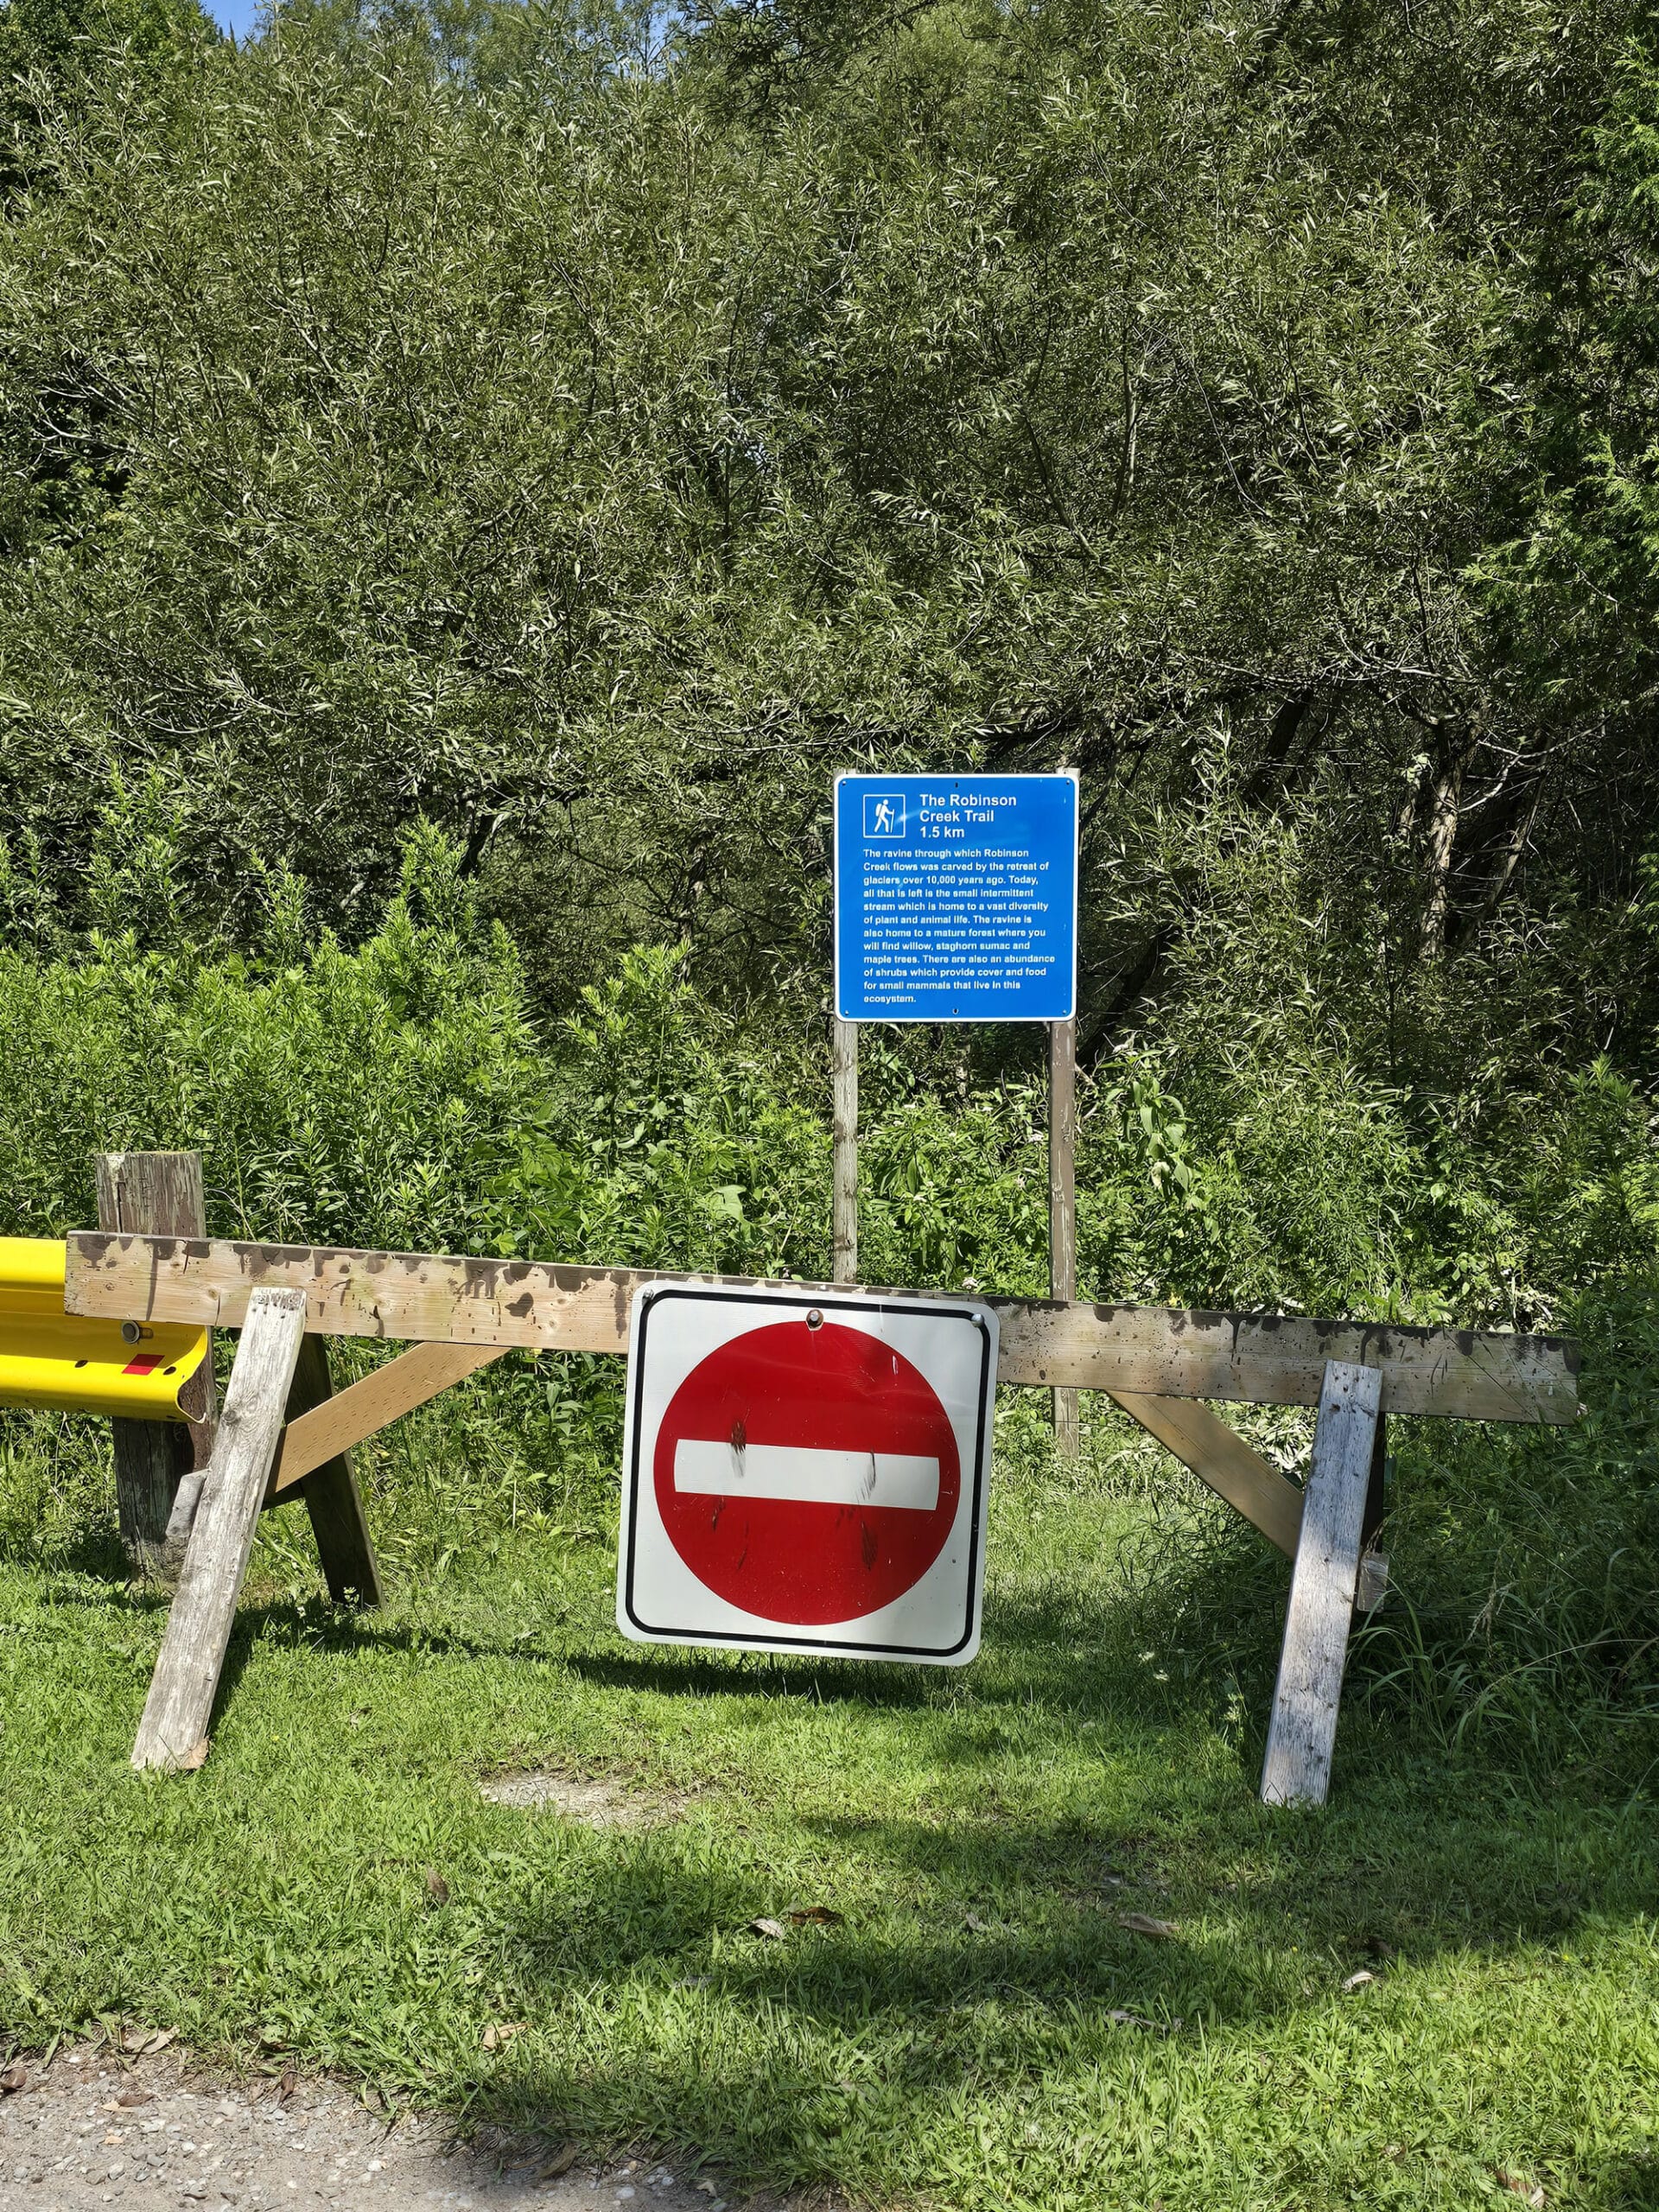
[95, 1150, 218, 1573]
[832, 1018, 859, 1283]
[1048, 1017, 1079, 1457]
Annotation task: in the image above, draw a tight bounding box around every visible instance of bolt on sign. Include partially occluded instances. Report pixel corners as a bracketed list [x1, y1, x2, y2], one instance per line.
[617, 1284, 998, 1663]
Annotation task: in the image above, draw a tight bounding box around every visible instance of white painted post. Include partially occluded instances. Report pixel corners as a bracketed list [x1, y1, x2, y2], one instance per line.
[1260, 1359, 1382, 1808]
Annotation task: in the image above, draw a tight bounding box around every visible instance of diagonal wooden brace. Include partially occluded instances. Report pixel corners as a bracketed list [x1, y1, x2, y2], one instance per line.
[1110, 1391, 1303, 1556]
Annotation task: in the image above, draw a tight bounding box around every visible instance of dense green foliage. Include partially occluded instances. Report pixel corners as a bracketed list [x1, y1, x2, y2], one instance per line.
[0, 0, 1654, 1033]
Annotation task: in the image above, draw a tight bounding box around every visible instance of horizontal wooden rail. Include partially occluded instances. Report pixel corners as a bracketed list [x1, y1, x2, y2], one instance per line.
[64, 1235, 1580, 1423]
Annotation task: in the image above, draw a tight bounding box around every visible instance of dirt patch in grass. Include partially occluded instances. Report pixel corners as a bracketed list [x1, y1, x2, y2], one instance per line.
[478, 1768, 696, 1829]
[0, 2040, 781, 2209]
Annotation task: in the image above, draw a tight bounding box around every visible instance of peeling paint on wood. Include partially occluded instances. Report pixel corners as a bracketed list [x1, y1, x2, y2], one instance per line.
[64, 1234, 1580, 1422]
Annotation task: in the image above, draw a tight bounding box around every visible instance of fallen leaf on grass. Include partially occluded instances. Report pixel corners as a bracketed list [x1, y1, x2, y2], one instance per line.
[1118, 1912, 1178, 1940]
[1496, 2173, 1546, 2208]
[535, 2144, 581, 2181]
[0, 2064, 28, 2095]
[785, 1906, 844, 1927]
[423, 1869, 449, 1907]
[1341, 1970, 1376, 1992]
[119, 2029, 175, 2056]
[746, 1917, 788, 1941]
[177, 1738, 210, 1773]
[481, 2022, 529, 2051]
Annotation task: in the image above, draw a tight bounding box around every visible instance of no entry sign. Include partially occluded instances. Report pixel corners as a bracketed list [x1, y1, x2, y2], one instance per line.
[618, 1285, 997, 1663]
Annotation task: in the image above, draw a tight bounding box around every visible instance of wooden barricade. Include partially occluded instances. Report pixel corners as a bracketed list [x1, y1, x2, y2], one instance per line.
[63, 1230, 1581, 1796]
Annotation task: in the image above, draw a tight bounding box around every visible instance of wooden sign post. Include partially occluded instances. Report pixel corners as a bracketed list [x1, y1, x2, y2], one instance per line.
[832, 1016, 858, 1284]
[830, 771, 1081, 1399]
[1048, 1016, 1079, 1457]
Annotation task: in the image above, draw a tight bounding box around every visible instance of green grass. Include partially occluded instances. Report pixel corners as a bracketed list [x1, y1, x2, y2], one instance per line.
[2, 1404, 1656, 2212]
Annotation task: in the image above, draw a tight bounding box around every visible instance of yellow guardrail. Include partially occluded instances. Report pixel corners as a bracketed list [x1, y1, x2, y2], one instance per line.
[0, 1237, 209, 1421]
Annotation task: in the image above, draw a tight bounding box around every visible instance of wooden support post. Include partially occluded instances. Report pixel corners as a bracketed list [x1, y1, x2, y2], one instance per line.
[1261, 1360, 1382, 1808]
[832, 1016, 858, 1284]
[94, 1150, 217, 1572]
[1048, 1017, 1078, 1458]
[131, 1288, 308, 1772]
[283, 1336, 382, 1607]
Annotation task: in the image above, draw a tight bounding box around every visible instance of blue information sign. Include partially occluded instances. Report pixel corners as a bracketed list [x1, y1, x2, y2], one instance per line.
[834, 772, 1078, 1022]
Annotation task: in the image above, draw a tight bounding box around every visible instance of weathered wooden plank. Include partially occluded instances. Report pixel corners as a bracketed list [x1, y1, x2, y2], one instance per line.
[95, 1152, 217, 1570]
[282, 1336, 382, 1608]
[131, 1289, 308, 1773]
[832, 1017, 858, 1285]
[267, 1340, 507, 1499]
[64, 1234, 1581, 1422]
[1110, 1392, 1303, 1557]
[1049, 1017, 1079, 1460]
[1260, 1360, 1382, 1808]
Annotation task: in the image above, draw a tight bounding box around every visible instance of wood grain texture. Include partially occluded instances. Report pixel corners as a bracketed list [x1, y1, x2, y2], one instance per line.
[282, 1336, 382, 1607]
[95, 1152, 216, 1568]
[268, 1341, 507, 1498]
[832, 1017, 858, 1285]
[1110, 1391, 1303, 1556]
[1048, 1018, 1079, 1460]
[1260, 1360, 1382, 1808]
[131, 1288, 308, 1772]
[64, 1234, 1582, 1422]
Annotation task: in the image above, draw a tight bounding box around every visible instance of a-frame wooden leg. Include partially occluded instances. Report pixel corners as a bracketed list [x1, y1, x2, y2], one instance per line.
[1260, 1360, 1382, 1808]
[283, 1336, 382, 1608]
[132, 1289, 308, 1772]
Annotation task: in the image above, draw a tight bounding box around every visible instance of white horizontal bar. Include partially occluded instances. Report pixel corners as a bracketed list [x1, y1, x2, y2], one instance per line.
[672, 1440, 940, 1510]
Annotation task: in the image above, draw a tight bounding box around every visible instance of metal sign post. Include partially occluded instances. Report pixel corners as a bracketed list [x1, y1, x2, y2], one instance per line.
[831, 771, 1081, 1449]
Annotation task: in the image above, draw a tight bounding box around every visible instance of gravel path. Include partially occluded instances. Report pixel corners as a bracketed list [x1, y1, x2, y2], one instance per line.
[0, 2047, 765, 2212]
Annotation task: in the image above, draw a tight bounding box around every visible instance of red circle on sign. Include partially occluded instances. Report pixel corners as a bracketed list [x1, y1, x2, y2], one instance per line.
[653, 1319, 961, 1624]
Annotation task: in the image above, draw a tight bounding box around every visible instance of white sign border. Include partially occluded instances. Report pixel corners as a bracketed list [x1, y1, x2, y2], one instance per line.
[617, 1284, 997, 1665]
